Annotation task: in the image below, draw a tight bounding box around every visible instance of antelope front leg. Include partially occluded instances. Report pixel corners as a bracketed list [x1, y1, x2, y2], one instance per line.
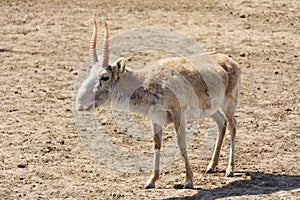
[173, 112, 194, 189]
[145, 123, 162, 189]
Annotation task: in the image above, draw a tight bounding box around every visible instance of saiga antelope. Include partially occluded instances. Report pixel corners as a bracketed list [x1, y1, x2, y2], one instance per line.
[76, 17, 241, 189]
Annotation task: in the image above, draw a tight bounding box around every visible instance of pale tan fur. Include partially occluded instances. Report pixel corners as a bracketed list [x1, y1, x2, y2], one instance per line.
[109, 52, 241, 189]
[76, 19, 240, 189]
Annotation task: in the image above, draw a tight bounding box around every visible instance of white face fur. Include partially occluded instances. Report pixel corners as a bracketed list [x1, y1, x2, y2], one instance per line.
[76, 57, 126, 111]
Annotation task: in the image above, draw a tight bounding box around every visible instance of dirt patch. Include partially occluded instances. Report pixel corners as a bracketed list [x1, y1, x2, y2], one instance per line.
[1, 0, 299, 199]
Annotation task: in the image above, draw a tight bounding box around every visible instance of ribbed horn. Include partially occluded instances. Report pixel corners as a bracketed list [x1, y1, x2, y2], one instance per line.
[89, 15, 98, 64]
[100, 18, 109, 68]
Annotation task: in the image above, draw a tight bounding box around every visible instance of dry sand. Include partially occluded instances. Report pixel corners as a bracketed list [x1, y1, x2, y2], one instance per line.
[1, 0, 299, 199]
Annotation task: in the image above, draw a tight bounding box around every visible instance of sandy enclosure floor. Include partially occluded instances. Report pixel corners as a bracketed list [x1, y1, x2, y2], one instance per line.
[1, 0, 299, 199]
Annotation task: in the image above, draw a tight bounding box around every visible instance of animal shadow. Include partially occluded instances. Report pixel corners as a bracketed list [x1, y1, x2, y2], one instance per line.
[164, 172, 300, 200]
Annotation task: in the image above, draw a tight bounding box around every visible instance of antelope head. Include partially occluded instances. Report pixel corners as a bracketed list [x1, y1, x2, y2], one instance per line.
[76, 17, 126, 111]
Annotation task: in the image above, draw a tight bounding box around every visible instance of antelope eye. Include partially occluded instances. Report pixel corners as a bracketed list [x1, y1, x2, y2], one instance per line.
[100, 76, 109, 81]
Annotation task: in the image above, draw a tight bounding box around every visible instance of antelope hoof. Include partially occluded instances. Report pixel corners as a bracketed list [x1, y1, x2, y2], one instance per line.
[206, 167, 216, 174]
[206, 165, 217, 174]
[206, 161, 217, 173]
[226, 169, 234, 177]
[184, 181, 194, 189]
[144, 182, 155, 189]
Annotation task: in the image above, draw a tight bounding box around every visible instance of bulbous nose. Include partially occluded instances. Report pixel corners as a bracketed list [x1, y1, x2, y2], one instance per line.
[76, 102, 84, 111]
[76, 102, 93, 111]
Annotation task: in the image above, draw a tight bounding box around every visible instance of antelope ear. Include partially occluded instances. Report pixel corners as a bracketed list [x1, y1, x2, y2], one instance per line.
[110, 57, 126, 76]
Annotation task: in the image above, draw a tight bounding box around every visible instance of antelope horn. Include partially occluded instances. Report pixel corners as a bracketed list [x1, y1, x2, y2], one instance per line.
[100, 18, 109, 68]
[89, 15, 99, 64]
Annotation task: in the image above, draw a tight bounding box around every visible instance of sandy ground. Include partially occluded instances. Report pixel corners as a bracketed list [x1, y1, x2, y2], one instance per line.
[1, 0, 299, 199]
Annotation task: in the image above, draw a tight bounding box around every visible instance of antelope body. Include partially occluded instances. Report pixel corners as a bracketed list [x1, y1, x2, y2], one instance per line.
[76, 18, 241, 189]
